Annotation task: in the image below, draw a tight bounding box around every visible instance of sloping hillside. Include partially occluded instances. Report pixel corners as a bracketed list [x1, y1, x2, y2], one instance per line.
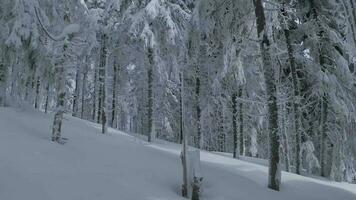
[0, 107, 355, 200]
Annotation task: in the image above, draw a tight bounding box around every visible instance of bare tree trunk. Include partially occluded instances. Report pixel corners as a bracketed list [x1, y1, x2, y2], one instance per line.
[195, 67, 201, 148]
[281, 103, 290, 172]
[253, 0, 281, 191]
[320, 96, 328, 177]
[238, 86, 244, 156]
[45, 81, 50, 113]
[72, 65, 80, 117]
[218, 103, 226, 152]
[232, 92, 238, 158]
[147, 47, 154, 142]
[180, 70, 188, 198]
[179, 73, 183, 144]
[81, 57, 88, 119]
[99, 33, 108, 134]
[34, 76, 40, 109]
[279, 3, 302, 174]
[97, 87, 102, 123]
[26, 49, 36, 104]
[92, 62, 98, 121]
[0, 53, 7, 106]
[52, 56, 66, 142]
[111, 61, 118, 128]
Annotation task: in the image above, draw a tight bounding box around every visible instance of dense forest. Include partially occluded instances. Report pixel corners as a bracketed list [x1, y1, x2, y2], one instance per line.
[0, 0, 356, 198]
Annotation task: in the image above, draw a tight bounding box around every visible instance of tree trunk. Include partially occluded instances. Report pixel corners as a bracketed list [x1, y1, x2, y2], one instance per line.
[218, 102, 226, 152]
[97, 87, 102, 123]
[99, 33, 108, 134]
[45, 81, 50, 113]
[232, 92, 238, 158]
[320, 96, 328, 177]
[0, 59, 7, 106]
[111, 61, 119, 128]
[52, 53, 66, 142]
[281, 103, 290, 172]
[180, 70, 188, 198]
[72, 65, 80, 117]
[195, 67, 201, 148]
[179, 73, 183, 144]
[34, 76, 40, 109]
[92, 61, 98, 121]
[26, 49, 36, 104]
[147, 47, 154, 142]
[238, 86, 244, 156]
[81, 57, 88, 119]
[253, 0, 281, 191]
[279, 3, 302, 174]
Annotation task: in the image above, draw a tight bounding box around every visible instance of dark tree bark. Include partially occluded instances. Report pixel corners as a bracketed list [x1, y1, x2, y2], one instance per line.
[195, 67, 201, 149]
[253, 0, 281, 191]
[179, 73, 183, 144]
[147, 47, 154, 142]
[232, 92, 238, 158]
[99, 33, 108, 134]
[279, 3, 302, 174]
[320, 95, 328, 177]
[180, 71, 188, 198]
[34, 76, 40, 109]
[44, 81, 50, 113]
[238, 86, 244, 156]
[72, 66, 80, 117]
[81, 57, 88, 119]
[111, 61, 119, 128]
[0, 62, 6, 106]
[92, 62, 98, 122]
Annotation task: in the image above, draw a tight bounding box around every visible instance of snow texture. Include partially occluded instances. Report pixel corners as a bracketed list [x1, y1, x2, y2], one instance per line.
[0, 107, 355, 200]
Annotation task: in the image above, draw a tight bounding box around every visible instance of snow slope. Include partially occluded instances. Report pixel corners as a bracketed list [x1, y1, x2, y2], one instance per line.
[0, 107, 355, 200]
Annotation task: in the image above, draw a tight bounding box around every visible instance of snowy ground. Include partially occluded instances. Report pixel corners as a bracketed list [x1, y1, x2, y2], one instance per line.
[0, 107, 355, 200]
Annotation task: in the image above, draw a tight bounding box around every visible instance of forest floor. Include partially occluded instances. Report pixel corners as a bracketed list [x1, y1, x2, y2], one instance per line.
[0, 106, 355, 200]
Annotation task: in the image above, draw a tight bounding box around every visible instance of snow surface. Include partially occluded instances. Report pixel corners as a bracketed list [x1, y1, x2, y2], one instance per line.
[0, 107, 355, 200]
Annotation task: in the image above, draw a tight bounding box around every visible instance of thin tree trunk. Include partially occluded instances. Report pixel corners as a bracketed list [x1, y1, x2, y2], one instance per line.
[253, 0, 281, 191]
[219, 103, 226, 152]
[320, 96, 328, 177]
[45, 81, 50, 113]
[195, 67, 201, 148]
[179, 73, 183, 144]
[72, 65, 80, 117]
[92, 62, 98, 121]
[238, 85, 244, 156]
[97, 87, 102, 123]
[180, 70, 188, 198]
[0, 52, 7, 106]
[147, 47, 154, 142]
[81, 58, 88, 119]
[34, 76, 40, 109]
[99, 33, 108, 134]
[111, 61, 118, 128]
[26, 49, 36, 103]
[232, 92, 238, 158]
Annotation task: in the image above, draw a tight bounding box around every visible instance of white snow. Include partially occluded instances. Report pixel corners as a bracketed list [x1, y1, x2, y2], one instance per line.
[57, 24, 81, 40]
[0, 107, 355, 200]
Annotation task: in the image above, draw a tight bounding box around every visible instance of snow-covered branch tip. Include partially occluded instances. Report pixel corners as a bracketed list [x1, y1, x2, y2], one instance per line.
[35, 7, 80, 42]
